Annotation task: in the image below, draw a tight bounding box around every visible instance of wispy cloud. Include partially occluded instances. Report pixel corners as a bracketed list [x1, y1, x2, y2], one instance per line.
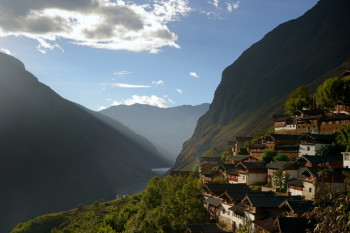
[227, 1, 240, 12]
[100, 82, 151, 88]
[113, 71, 131, 77]
[0, 48, 12, 55]
[0, 0, 191, 54]
[112, 95, 168, 108]
[97, 106, 107, 111]
[176, 88, 182, 94]
[189, 72, 199, 78]
[152, 80, 164, 86]
[209, 0, 219, 8]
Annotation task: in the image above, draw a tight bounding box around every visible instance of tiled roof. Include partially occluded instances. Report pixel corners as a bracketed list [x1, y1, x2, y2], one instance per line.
[301, 155, 343, 164]
[228, 204, 246, 216]
[299, 133, 336, 142]
[301, 167, 348, 178]
[253, 218, 279, 233]
[266, 161, 297, 170]
[203, 196, 222, 207]
[222, 191, 275, 203]
[279, 200, 314, 214]
[244, 195, 303, 208]
[219, 164, 236, 171]
[286, 178, 303, 187]
[186, 224, 229, 233]
[240, 162, 267, 169]
[201, 169, 218, 176]
[265, 134, 300, 141]
[204, 183, 252, 195]
[227, 155, 252, 161]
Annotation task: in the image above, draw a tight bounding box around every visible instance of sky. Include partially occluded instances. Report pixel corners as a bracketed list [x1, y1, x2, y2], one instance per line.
[0, 0, 319, 111]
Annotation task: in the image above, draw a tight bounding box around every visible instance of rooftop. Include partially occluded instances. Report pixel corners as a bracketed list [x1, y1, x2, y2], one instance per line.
[279, 199, 314, 214]
[266, 161, 298, 170]
[203, 183, 252, 195]
[243, 195, 303, 208]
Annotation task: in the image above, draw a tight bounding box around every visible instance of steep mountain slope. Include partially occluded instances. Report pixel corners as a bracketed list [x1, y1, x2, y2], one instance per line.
[100, 103, 209, 162]
[174, 0, 350, 170]
[0, 52, 169, 232]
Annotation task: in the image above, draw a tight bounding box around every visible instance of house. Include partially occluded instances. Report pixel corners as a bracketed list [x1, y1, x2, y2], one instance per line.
[299, 155, 343, 168]
[233, 162, 267, 185]
[203, 196, 222, 220]
[294, 109, 324, 119]
[262, 134, 300, 157]
[300, 167, 347, 200]
[225, 155, 258, 164]
[185, 224, 230, 233]
[333, 100, 350, 115]
[278, 199, 314, 217]
[199, 162, 217, 173]
[265, 161, 301, 191]
[273, 114, 296, 135]
[218, 164, 236, 180]
[247, 144, 266, 158]
[319, 114, 350, 134]
[286, 178, 304, 196]
[342, 152, 350, 168]
[202, 183, 252, 197]
[298, 133, 336, 156]
[229, 136, 252, 155]
[201, 169, 221, 183]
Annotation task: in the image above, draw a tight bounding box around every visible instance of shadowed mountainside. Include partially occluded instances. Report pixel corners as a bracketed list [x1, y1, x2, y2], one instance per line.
[174, 0, 350, 170]
[100, 104, 209, 162]
[0, 52, 169, 232]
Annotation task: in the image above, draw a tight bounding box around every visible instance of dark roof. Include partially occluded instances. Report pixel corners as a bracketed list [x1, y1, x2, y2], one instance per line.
[243, 195, 303, 208]
[286, 178, 303, 187]
[203, 197, 222, 207]
[265, 134, 299, 141]
[253, 218, 279, 233]
[275, 144, 299, 151]
[321, 114, 350, 121]
[228, 204, 246, 216]
[248, 144, 266, 149]
[279, 200, 314, 214]
[186, 224, 228, 233]
[301, 155, 343, 164]
[204, 183, 252, 195]
[273, 113, 291, 120]
[221, 191, 275, 203]
[200, 156, 222, 163]
[201, 169, 218, 176]
[266, 161, 297, 170]
[227, 155, 252, 161]
[239, 162, 267, 169]
[219, 164, 236, 171]
[276, 217, 314, 233]
[299, 133, 335, 142]
[301, 167, 348, 178]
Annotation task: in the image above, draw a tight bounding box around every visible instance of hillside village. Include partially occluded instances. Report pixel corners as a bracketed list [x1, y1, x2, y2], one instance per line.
[174, 73, 350, 233]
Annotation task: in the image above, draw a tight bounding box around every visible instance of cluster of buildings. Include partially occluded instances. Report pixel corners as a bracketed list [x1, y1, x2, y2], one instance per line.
[181, 101, 350, 233]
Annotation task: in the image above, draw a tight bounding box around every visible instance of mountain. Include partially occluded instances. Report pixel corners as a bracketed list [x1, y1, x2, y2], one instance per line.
[100, 103, 210, 162]
[0, 52, 169, 232]
[174, 0, 350, 170]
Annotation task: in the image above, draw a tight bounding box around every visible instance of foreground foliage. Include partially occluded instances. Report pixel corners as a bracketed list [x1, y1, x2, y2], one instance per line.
[11, 174, 206, 233]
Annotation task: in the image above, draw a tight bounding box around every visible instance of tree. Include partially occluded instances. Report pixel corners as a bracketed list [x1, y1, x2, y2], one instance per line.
[315, 76, 350, 109]
[272, 169, 290, 193]
[236, 147, 248, 155]
[338, 124, 350, 152]
[274, 153, 288, 161]
[284, 85, 312, 115]
[315, 143, 346, 156]
[259, 149, 275, 163]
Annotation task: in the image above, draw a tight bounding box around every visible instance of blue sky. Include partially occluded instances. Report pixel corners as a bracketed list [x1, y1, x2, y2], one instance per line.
[0, 0, 318, 111]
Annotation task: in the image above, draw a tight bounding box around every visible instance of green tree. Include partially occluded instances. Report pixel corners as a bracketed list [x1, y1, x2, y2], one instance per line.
[272, 169, 290, 193]
[274, 153, 288, 161]
[220, 151, 231, 160]
[236, 147, 248, 155]
[315, 143, 346, 156]
[259, 149, 275, 163]
[338, 124, 350, 152]
[315, 76, 350, 109]
[284, 85, 312, 115]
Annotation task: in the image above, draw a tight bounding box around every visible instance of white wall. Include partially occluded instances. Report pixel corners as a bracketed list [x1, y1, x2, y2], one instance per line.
[288, 187, 303, 196]
[299, 144, 331, 157]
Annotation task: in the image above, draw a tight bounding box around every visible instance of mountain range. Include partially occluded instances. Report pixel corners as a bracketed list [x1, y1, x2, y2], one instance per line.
[0, 52, 169, 232]
[100, 103, 209, 162]
[174, 0, 350, 170]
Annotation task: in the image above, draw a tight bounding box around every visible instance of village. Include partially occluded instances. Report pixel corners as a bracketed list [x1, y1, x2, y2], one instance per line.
[176, 99, 350, 233]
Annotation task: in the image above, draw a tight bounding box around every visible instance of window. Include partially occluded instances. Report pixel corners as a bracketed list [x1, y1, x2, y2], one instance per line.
[309, 187, 312, 193]
[242, 176, 245, 180]
[307, 147, 310, 151]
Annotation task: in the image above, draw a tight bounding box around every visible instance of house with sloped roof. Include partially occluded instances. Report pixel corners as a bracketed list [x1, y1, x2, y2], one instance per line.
[300, 166, 348, 200]
[286, 178, 303, 196]
[298, 133, 336, 156]
[233, 162, 267, 185]
[201, 169, 221, 183]
[225, 155, 258, 164]
[202, 183, 252, 197]
[247, 143, 266, 158]
[299, 155, 343, 168]
[203, 196, 222, 220]
[229, 136, 253, 155]
[273, 114, 297, 135]
[278, 199, 314, 217]
[275, 217, 315, 233]
[253, 217, 279, 233]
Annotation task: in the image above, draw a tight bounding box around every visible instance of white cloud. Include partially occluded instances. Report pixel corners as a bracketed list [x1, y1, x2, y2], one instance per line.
[226, 1, 240, 12]
[0, 48, 12, 55]
[209, 0, 219, 8]
[97, 106, 107, 111]
[168, 98, 175, 104]
[113, 71, 131, 77]
[176, 88, 182, 94]
[112, 95, 168, 108]
[0, 0, 191, 53]
[189, 72, 199, 78]
[99, 82, 151, 88]
[152, 80, 164, 86]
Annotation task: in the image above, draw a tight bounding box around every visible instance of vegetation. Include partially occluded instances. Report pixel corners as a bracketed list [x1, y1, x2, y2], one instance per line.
[284, 85, 312, 115]
[236, 147, 248, 155]
[338, 124, 350, 152]
[315, 143, 346, 156]
[259, 149, 275, 163]
[315, 76, 350, 109]
[11, 174, 206, 233]
[271, 169, 290, 192]
[273, 153, 288, 161]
